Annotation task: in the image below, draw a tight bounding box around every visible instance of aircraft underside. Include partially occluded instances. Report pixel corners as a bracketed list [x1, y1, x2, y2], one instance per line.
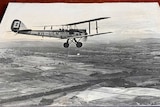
[16, 30, 84, 48]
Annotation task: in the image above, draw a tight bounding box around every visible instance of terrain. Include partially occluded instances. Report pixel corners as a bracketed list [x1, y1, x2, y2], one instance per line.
[0, 38, 160, 106]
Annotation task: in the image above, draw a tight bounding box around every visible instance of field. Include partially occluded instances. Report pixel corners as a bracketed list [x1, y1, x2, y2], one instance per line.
[0, 38, 160, 106]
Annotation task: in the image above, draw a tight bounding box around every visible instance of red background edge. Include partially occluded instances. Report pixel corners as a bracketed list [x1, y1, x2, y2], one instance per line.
[0, 0, 159, 22]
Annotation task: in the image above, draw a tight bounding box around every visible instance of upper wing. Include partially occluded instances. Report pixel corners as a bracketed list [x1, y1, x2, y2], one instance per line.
[64, 17, 110, 26]
[34, 17, 110, 27]
[66, 32, 112, 39]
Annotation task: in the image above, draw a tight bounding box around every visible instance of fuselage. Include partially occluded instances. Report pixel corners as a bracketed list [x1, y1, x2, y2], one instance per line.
[18, 29, 87, 39]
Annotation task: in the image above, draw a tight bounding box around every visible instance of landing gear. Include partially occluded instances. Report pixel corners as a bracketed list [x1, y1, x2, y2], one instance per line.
[63, 39, 69, 48]
[76, 42, 82, 48]
[63, 42, 69, 48]
[74, 38, 82, 48]
[63, 38, 83, 48]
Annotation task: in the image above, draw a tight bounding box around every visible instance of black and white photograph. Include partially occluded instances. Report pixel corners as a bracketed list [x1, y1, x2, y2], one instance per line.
[0, 2, 160, 106]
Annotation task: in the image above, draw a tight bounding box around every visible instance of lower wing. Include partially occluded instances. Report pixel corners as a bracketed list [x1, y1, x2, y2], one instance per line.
[66, 32, 112, 39]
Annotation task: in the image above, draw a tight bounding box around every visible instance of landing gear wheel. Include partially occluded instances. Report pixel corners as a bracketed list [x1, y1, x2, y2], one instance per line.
[63, 43, 69, 48]
[76, 42, 82, 48]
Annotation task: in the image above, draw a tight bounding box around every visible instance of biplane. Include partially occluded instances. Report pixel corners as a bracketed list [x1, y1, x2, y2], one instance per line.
[11, 17, 112, 48]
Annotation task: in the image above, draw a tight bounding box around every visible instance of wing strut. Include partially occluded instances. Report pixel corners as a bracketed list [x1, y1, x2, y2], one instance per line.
[89, 22, 91, 34]
[96, 21, 98, 33]
[89, 21, 99, 34]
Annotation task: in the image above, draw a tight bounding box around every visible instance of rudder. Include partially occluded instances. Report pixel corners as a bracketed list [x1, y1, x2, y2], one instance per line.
[11, 19, 27, 32]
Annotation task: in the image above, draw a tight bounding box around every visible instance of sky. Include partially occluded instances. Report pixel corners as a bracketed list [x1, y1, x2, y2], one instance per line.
[0, 2, 160, 43]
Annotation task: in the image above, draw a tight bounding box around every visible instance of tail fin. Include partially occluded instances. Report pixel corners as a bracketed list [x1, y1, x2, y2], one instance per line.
[11, 19, 27, 32]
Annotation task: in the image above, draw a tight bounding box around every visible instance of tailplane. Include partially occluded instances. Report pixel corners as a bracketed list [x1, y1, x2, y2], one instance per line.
[11, 19, 27, 32]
